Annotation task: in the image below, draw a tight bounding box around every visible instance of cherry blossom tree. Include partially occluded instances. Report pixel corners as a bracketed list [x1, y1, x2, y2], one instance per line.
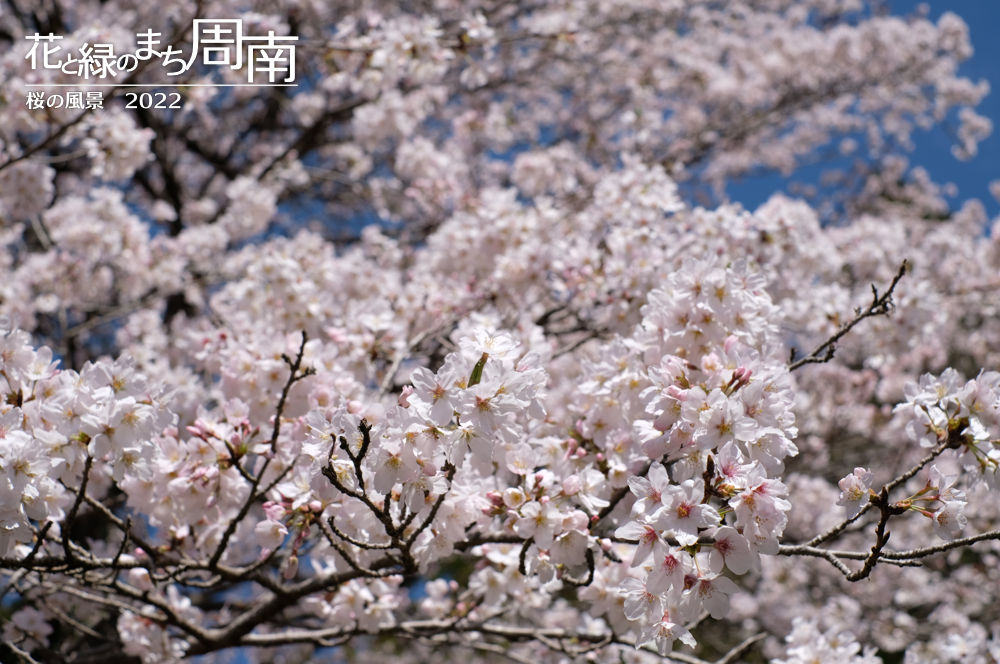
[1, 1, 999, 663]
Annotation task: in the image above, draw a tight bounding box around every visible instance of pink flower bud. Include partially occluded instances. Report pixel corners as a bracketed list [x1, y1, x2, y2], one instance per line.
[309, 500, 323, 513]
[263, 503, 286, 521]
[600, 538, 613, 551]
[564, 439, 578, 460]
[398, 385, 415, 408]
[595, 452, 605, 462]
[486, 490, 503, 505]
[539, 495, 550, 505]
[562, 474, 583, 495]
[667, 385, 687, 400]
[724, 335, 739, 354]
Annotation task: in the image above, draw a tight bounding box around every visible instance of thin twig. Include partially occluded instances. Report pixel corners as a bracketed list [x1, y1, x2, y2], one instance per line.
[716, 632, 768, 664]
[800, 441, 947, 548]
[846, 486, 906, 582]
[788, 261, 907, 371]
[208, 331, 313, 568]
[879, 529, 1000, 560]
[62, 455, 94, 565]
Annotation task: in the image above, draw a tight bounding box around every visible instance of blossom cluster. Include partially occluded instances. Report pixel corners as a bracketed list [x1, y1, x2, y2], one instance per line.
[0, 320, 171, 558]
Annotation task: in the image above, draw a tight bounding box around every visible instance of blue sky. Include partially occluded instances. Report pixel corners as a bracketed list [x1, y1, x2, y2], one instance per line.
[727, 0, 1000, 219]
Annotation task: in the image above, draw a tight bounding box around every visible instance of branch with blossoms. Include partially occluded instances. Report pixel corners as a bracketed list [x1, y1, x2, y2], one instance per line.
[779, 373, 1000, 580]
[2, 256, 1000, 664]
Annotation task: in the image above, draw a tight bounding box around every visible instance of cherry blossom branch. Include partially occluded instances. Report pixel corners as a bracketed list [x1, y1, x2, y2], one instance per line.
[560, 547, 596, 587]
[715, 632, 768, 664]
[0, 522, 52, 599]
[878, 529, 1000, 560]
[552, 329, 603, 359]
[326, 516, 394, 550]
[377, 316, 460, 397]
[798, 440, 949, 549]
[405, 463, 457, 549]
[788, 260, 907, 371]
[208, 331, 313, 569]
[318, 518, 386, 577]
[82, 493, 182, 568]
[61, 454, 94, 565]
[39, 596, 107, 641]
[1, 636, 42, 664]
[463, 640, 539, 664]
[271, 332, 316, 451]
[787, 487, 913, 581]
[595, 460, 654, 525]
[778, 545, 923, 569]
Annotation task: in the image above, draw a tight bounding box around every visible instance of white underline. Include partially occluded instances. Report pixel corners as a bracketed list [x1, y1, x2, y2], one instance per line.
[25, 83, 298, 87]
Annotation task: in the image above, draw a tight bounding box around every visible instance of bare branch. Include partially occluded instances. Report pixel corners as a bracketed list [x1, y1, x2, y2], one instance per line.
[62, 455, 94, 565]
[788, 261, 907, 371]
[377, 316, 459, 397]
[716, 632, 768, 664]
[561, 548, 596, 587]
[879, 529, 1000, 561]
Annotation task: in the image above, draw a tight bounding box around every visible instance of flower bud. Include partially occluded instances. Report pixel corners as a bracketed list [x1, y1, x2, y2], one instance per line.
[398, 385, 415, 408]
[283, 555, 299, 580]
[724, 335, 739, 354]
[561, 474, 582, 495]
[667, 385, 687, 400]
